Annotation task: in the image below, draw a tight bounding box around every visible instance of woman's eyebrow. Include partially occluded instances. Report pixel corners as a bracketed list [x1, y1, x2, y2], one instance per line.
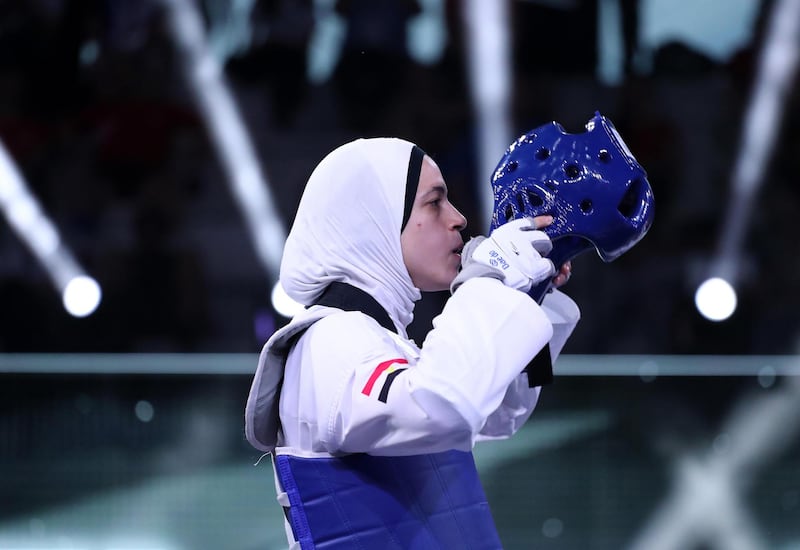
[421, 184, 447, 198]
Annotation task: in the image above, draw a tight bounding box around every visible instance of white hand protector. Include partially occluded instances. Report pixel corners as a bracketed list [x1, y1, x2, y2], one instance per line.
[451, 218, 556, 294]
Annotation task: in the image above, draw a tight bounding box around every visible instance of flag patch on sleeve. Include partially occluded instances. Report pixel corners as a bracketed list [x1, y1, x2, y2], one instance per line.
[362, 358, 408, 402]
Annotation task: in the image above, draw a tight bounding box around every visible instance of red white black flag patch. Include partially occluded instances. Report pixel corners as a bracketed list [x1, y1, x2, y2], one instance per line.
[361, 358, 408, 403]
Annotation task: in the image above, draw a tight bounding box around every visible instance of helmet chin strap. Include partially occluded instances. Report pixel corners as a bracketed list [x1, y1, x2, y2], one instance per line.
[489, 112, 656, 303]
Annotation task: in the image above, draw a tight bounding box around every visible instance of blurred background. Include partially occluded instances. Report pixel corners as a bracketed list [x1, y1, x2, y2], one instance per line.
[0, 0, 799, 548]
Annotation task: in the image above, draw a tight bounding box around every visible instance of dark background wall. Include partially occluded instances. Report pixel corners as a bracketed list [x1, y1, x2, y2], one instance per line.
[0, 0, 797, 356]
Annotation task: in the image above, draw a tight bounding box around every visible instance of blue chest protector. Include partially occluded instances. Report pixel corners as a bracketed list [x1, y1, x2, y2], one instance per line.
[276, 283, 503, 549]
[276, 450, 502, 549]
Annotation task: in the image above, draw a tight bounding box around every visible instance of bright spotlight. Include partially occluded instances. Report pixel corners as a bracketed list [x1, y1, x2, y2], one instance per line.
[1, 136, 100, 314]
[271, 281, 304, 319]
[706, 0, 800, 301]
[62, 275, 102, 318]
[695, 277, 737, 322]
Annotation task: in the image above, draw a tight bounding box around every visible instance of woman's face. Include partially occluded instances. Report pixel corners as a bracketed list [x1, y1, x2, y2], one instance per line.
[401, 156, 467, 292]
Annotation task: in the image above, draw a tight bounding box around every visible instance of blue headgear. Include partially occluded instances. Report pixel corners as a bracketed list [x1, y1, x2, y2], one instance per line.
[490, 112, 655, 302]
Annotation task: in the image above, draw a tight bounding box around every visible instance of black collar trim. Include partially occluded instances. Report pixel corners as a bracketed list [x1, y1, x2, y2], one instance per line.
[313, 282, 397, 334]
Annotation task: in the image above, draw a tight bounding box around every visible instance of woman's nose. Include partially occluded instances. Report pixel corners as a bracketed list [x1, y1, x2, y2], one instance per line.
[450, 204, 467, 231]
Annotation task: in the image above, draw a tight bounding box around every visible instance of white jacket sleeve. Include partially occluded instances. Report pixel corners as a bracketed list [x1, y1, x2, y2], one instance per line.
[540, 289, 581, 360]
[477, 288, 581, 439]
[279, 277, 554, 456]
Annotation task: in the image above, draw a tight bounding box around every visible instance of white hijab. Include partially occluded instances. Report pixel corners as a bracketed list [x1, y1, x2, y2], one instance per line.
[280, 138, 422, 334]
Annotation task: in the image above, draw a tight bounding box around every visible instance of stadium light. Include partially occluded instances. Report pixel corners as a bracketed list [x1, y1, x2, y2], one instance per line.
[0, 138, 102, 317]
[697, 0, 800, 320]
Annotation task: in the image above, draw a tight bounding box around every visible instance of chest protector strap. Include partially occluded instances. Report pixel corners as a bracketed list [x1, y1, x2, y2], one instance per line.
[276, 283, 503, 549]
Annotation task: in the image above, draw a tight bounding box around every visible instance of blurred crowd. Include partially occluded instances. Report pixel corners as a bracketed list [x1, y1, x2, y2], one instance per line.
[0, 0, 798, 356]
